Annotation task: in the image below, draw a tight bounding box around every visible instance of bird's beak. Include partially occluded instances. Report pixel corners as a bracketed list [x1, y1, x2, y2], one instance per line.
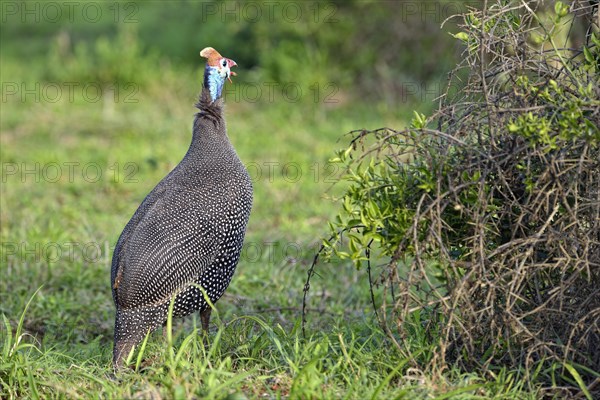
[226, 58, 237, 83]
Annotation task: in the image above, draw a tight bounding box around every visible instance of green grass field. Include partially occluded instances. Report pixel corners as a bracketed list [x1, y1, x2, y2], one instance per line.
[0, 64, 540, 400]
[0, 21, 541, 400]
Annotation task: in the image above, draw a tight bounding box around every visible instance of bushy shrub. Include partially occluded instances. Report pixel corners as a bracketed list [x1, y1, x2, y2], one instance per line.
[313, 1, 599, 396]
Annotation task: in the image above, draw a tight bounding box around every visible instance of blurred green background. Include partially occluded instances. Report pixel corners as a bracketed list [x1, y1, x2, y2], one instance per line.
[0, 1, 470, 395]
[1, 0, 463, 241]
[2, 0, 461, 103]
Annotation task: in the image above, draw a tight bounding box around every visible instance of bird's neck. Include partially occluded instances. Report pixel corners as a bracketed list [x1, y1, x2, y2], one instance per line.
[188, 87, 231, 155]
[203, 65, 225, 102]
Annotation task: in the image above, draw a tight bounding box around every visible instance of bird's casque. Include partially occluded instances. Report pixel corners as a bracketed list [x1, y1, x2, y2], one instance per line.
[200, 47, 237, 102]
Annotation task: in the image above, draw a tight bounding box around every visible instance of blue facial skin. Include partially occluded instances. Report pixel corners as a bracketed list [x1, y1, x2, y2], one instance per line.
[204, 65, 228, 102]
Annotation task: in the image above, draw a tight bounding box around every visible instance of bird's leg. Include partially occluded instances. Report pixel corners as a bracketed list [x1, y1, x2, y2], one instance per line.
[199, 307, 212, 348]
[162, 319, 174, 339]
[200, 307, 211, 333]
[113, 340, 135, 371]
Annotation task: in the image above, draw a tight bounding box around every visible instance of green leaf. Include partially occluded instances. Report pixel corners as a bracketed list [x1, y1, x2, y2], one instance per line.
[344, 146, 354, 159]
[583, 46, 594, 64]
[563, 363, 593, 400]
[411, 111, 427, 129]
[554, 1, 568, 17]
[451, 32, 469, 42]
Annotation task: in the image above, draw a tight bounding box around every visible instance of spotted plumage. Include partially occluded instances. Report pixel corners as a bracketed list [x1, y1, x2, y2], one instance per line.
[110, 48, 252, 369]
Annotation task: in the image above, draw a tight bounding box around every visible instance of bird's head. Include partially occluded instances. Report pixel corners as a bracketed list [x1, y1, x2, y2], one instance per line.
[200, 47, 237, 103]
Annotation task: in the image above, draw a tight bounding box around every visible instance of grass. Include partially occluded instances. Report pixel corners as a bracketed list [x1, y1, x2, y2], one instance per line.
[0, 49, 541, 399]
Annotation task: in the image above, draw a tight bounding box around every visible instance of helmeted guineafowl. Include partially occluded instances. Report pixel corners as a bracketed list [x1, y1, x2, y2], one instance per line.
[110, 47, 252, 369]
